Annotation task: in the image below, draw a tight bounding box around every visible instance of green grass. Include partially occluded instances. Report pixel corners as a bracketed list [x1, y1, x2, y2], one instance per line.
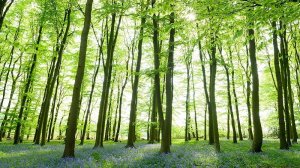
[0, 139, 299, 167]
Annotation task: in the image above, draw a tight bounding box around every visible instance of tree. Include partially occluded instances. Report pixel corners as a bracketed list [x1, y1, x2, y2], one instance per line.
[40, 5, 71, 146]
[126, 0, 147, 148]
[94, 2, 122, 148]
[62, 0, 93, 158]
[229, 48, 243, 141]
[248, 27, 263, 152]
[220, 48, 237, 144]
[14, 24, 43, 145]
[271, 21, 288, 149]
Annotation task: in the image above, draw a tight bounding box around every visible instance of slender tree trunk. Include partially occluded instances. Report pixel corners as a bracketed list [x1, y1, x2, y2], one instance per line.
[248, 27, 263, 152]
[0, 17, 21, 121]
[62, 0, 93, 158]
[237, 45, 253, 140]
[94, 12, 122, 148]
[227, 109, 230, 140]
[41, 8, 71, 146]
[34, 62, 55, 144]
[51, 79, 63, 140]
[105, 75, 115, 141]
[204, 104, 207, 140]
[79, 46, 102, 145]
[245, 47, 253, 140]
[160, 7, 175, 153]
[151, 0, 165, 152]
[114, 68, 129, 142]
[58, 114, 65, 140]
[229, 49, 243, 141]
[0, 55, 21, 140]
[206, 13, 220, 151]
[147, 94, 152, 141]
[272, 21, 288, 149]
[224, 64, 237, 143]
[191, 63, 199, 141]
[149, 84, 158, 144]
[7, 95, 21, 139]
[185, 56, 191, 142]
[291, 30, 299, 143]
[112, 84, 120, 141]
[126, 9, 146, 147]
[198, 40, 213, 144]
[14, 25, 43, 145]
[279, 22, 291, 147]
[283, 26, 297, 144]
[47, 77, 59, 142]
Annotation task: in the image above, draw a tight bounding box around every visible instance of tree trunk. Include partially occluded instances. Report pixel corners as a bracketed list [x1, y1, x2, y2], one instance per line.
[198, 40, 213, 144]
[0, 54, 21, 140]
[47, 77, 59, 142]
[62, 0, 93, 158]
[160, 8, 175, 153]
[227, 108, 230, 140]
[41, 8, 71, 146]
[146, 94, 152, 141]
[229, 49, 243, 141]
[0, 17, 20, 123]
[94, 12, 122, 148]
[272, 21, 288, 149]
[248, 27, 263, 152]
[191, 63, 199, 141]
[246, 47, 254, 140]
[149, 85, 158, 144]
[224, 64, 237, 143]
[279, 22, 291, 146]
[114, 68, 129, 142]
[291, 30, 299, 143]
[14, 25, 43, 145]
[283, 26, 297, 144]
[112, 84, 120, 141]
[51, 79, 63, 140]
[185, 55, 191, 142]
[126, 9, 146, 147]
[105, 74, 115, 141]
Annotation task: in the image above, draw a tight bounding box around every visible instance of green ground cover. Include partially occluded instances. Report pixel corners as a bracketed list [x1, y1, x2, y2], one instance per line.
[0, 139, 299, 168]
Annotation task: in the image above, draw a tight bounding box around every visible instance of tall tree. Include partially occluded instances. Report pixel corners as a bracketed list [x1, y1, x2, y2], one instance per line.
[229, 48, 243, 141]
[0, 53, 22, 141]
[198, 36, 212, 143]
[161, 4, 175, 153]
[126, 0, 147, 148]
[184, 50, 192, 142]
[40, 5, 71, 146]
[248, 27, 263, 152]
[279, 22, 291, 146]
[237, 45, 253, 140]
[0, 16, 21, 135]
[94, 3, 122, 148]
[271, 21, 288, 149]
[220, 49, 237, 144]
[191, 62, 199, 141]
[62, 0, 93, 158]
[14, 25, 43, 145]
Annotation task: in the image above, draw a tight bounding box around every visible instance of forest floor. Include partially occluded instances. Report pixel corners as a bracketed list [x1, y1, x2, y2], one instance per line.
[0, 139, 299, 168]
